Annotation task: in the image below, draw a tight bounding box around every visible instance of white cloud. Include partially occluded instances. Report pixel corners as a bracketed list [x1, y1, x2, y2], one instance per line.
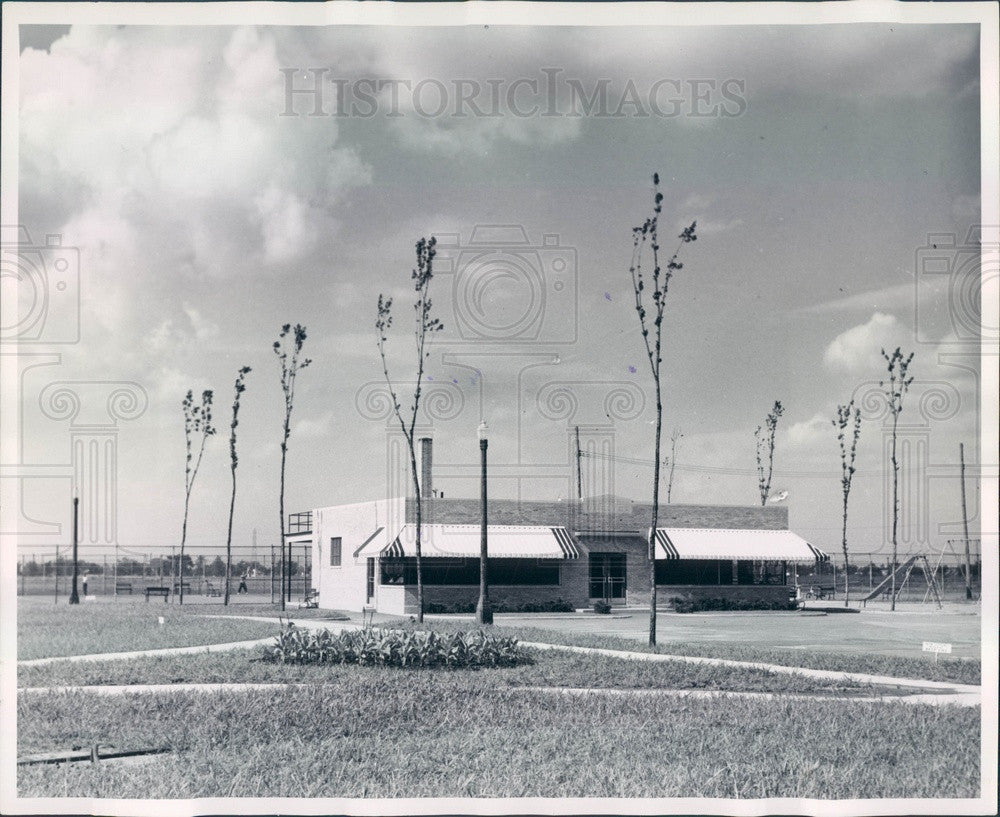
[293, 410, 335, 440]
[786, 412, 830, 448]
[823, 312, 908, 374]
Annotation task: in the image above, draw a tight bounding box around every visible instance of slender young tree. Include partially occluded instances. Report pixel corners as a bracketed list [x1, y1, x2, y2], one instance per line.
[755, 401, 785, 506]
[629, 173, 697, 646]
[664, 428, 682, 504]
[880, 347, 914, 612]
[224, 366, 252, 606]
[376, 236, 443, 624]
[180, 390, 215, 605]
[274, 325, 312, 611]
[833, 400, 862, 606]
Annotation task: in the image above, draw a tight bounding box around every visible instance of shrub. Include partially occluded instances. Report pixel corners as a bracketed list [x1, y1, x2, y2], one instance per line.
[262, 623, 528, 668]
[593, 601, 612, 615]
[425, 598, 576, 614]
[669, 596, 796, 613]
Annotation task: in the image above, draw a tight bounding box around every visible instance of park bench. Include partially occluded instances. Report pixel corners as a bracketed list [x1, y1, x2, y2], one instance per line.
[171, 581, 192, 595]
[115, 581, 133, 594]
[144, 586, 170, 602]
[805, 584, 836, 600]
[204, 581, 222, 597]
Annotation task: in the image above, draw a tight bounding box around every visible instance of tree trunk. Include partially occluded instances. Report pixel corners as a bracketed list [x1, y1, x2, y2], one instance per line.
[842, 495, 850, 607]
[411, 445, 424, 623]
[278, 441, 287, 611]
[179, 494, 190, 606]
[224, 464, 236, 606]
[648, 386, 662, 646]
[890, 414, 898, 611]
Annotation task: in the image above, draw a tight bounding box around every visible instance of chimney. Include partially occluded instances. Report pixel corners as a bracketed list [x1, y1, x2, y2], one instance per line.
[419, 437, 433, 499]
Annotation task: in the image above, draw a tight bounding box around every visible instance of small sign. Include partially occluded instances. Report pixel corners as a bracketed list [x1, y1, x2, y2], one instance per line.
[923, 641, 952, 654]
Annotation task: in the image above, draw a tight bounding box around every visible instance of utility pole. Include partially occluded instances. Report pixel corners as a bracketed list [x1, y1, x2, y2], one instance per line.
[69, 497, 80, 604]
[960, 442, 972, 600]
[575, 425, 583, 501]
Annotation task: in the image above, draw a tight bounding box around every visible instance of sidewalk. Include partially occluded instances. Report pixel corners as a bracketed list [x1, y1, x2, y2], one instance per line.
[17, 613, 979, 705]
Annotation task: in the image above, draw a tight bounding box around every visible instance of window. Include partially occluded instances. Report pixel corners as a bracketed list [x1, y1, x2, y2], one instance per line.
[379, 558, 560, 586]
[329, 537, 342, 567]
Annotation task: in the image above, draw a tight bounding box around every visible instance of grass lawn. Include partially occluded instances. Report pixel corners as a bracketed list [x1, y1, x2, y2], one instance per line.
[18, 644, 898, 696]
[16, 599, 279, 660]
[18, 677, 979, 799]
[398, 619, 981, 685]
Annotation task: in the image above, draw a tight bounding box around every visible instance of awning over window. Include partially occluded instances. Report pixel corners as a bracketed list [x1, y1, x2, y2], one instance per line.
[373, 524, 580, 559]
[654, 528, 829, 562]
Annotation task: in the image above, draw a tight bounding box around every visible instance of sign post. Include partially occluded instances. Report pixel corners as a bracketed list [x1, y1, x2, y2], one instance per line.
[922, 641, 952, 663]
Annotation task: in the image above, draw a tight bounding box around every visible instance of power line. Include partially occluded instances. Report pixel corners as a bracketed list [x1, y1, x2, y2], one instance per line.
[580, 450, 957, 479]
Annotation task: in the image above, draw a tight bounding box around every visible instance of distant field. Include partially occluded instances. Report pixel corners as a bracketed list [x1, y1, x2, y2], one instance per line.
[18, 680, 979, 799]
[17, 599, 278, 660]
[490, 603, 982, 659]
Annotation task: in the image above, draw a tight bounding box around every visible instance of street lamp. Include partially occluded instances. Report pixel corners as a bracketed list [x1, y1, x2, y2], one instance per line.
[476, 421, 492, 625]
[69, 496, 80, 605]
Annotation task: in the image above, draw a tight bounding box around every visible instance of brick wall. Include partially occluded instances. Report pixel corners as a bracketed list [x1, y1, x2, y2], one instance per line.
[407, 497, 787, 531]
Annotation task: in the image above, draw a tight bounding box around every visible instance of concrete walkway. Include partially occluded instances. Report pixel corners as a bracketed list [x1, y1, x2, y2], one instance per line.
[16, 682, 977, 708]
[17, 614, 980, 705]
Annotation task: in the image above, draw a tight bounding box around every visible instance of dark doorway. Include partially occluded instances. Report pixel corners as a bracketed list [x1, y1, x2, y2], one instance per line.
[589, 552, 627, 600]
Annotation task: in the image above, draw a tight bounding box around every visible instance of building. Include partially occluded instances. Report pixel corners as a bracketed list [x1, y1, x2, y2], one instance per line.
[293, 441, 829, 615]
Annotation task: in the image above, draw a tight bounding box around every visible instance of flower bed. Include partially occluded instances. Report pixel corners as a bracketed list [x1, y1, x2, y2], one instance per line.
[262, 624, 528, 668]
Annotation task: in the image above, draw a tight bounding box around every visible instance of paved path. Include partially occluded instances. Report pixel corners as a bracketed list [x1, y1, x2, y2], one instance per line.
[18, 614, 980, 705]
[17, 682, 977, 708]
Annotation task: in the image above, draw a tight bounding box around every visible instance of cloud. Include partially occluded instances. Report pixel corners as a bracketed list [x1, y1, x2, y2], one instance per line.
[823, 312, 907, 374]
[293, 410, 336, 440]
[786, 412, 830, 448]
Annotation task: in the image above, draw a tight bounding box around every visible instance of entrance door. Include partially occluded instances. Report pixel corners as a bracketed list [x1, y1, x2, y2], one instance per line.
[589, 552, 627, 600]
[366, 558, 375, 603]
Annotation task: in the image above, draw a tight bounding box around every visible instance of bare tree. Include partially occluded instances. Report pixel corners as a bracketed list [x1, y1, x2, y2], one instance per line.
[274, 324, 312, 612]
[880, 347, 914, 612]
[376, 237, 443, 624]
[629, 173, 697, 646]
[180, 390, 215, 604]
[664, 428, 682, 504]
[755, 401, 784, 506]
[224, 366, 252, 606]
[833, 401, 862, 606]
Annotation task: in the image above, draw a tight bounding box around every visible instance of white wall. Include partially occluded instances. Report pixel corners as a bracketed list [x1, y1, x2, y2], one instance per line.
[312, 497, 403, 613]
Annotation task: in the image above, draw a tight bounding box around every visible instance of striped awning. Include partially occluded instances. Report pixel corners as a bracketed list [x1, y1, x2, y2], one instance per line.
[378, 524, 580, 559]
[654, 528, 829, 562]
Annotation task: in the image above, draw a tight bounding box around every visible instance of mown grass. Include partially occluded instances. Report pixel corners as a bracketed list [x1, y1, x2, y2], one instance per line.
[18, 644, 897, 696]
[392, 619, 982, 685]
[18, 680, 979, 798]
[17, 602, 278, 660]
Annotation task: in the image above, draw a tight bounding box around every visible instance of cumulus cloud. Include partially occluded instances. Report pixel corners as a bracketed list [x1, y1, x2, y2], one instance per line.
[785, 412, 830, 448]
[823, 312, 908, 374]
[20, 25, 370, 287]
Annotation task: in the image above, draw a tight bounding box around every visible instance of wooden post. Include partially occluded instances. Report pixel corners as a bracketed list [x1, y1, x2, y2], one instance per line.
[114, 546, 118, 600]
[960, 443, 973, 600]
[54, 546, 59, 604]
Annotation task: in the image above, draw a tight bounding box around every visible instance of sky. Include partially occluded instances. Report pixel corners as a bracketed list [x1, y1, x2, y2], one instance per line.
[8, 21, 988, 564]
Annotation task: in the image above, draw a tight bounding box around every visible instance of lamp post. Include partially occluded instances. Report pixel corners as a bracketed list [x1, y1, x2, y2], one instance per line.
[476, 421, 492, 625]
[69, 496, 80, 605]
